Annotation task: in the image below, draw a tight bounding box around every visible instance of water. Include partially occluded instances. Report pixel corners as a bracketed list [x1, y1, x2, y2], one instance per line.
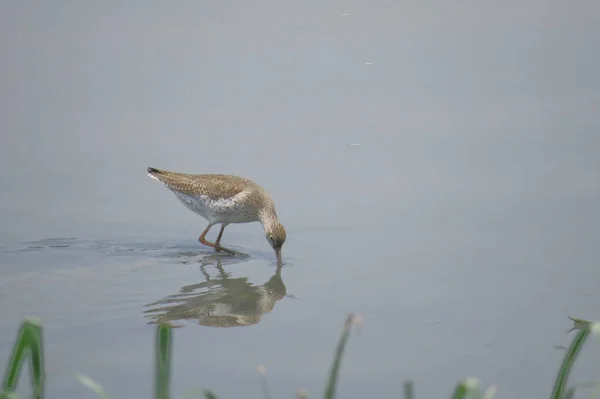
[1, 1, 600, 399]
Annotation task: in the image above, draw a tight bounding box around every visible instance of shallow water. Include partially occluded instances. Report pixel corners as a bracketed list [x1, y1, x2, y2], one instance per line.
[2, 1, 600, 399]
[2, 226, 600, 399]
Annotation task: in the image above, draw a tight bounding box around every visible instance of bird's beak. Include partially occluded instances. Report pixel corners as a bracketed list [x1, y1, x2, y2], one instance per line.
[275, 248, 283, 266]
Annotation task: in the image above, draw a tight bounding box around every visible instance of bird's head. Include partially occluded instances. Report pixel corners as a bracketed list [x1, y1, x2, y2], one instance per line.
[265, 220, 286, 265]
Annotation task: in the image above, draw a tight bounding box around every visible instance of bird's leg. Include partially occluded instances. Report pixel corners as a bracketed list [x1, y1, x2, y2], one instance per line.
[199, 224, 236, 255]
[214, 223, 229, 251]
[198, 224, 215, 247]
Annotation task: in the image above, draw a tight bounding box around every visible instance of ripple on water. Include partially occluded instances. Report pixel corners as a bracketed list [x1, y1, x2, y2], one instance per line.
[0, 236, 296, 338]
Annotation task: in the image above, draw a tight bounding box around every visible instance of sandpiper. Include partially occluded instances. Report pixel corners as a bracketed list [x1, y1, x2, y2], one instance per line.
[147, 167, 287, 265]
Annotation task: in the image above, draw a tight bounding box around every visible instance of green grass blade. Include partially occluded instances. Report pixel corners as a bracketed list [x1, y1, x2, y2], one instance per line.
[175, 388, 219, 399]
[451, 382, 468, 399]
[0, 391, 22, 399]
[550, 323, 597, 399]
[76, 374, 112, 399]
[155, 323, 173, 399]
[2, 318, 45, 399]
[203, 390, 219, 399]
[176, 388, 215, 399]
[323, 313, 356, 399]
[403, 380, 414, 399]
[451, 378, 482, 399]
[567, 316, 591, 333]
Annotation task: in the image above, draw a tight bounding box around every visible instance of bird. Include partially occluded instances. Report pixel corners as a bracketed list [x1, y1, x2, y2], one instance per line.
[147, 167, 287, 265]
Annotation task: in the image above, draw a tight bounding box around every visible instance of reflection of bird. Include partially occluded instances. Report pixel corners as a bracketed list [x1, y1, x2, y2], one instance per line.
[143, 262, 287, 328]
[147, 167, 286, 265]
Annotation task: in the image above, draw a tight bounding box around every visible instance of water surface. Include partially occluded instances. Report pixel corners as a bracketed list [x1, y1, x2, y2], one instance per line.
[1, 1, 600, 399]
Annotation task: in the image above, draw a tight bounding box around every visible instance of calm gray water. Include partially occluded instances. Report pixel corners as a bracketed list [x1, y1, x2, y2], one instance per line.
[1, 1, 600, 398]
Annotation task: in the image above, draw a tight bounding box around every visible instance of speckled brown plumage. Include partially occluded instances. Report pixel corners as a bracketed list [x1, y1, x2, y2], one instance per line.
[147, 167, 260, 201]
[147, 166, 287, 265]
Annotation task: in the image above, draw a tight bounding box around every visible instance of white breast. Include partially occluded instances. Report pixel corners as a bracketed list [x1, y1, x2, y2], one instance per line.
[172, 190, 259, 224]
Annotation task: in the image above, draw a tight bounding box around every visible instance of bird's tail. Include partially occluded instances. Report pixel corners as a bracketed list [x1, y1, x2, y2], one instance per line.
[146, 166, 194, 192]
[147, 166, 171, 184]
[147, 166, 163, 176]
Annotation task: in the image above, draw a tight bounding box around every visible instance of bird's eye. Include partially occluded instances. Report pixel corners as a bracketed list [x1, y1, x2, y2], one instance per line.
[269, 235, 274, 241]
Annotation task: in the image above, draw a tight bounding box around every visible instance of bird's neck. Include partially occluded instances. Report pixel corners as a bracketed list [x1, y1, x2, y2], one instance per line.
[258, 206, 279, 232]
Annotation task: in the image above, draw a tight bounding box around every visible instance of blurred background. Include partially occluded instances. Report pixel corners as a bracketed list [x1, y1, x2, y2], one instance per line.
[1, 1, 599, 399]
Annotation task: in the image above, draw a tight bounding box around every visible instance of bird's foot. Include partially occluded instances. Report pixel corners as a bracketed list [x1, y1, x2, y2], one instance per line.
[215, 245, 239, 256]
